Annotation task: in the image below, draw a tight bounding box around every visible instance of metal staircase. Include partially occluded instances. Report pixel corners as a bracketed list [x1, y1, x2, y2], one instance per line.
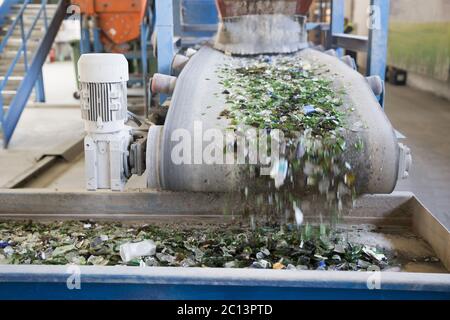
[0, 0, 68, 148]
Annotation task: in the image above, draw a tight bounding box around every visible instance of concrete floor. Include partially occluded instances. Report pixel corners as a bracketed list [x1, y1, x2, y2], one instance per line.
[0, 61, 84, 187]
[386, 84, 450, 229]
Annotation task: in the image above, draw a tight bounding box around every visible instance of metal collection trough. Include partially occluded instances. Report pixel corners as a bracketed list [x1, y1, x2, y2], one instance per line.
[0, 189, 448, 300]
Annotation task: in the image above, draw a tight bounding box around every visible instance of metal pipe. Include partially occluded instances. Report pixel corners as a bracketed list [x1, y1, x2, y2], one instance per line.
[150, 73, 177, 96]
[171, 54, 190, 75]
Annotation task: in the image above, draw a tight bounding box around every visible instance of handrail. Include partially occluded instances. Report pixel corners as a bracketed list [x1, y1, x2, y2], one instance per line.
[0, 1, 49, 91]
[0, 0, 30, 53]
[0, 0, 21, 25]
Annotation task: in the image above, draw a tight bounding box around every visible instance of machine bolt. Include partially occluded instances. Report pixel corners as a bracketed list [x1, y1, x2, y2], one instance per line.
[185, 48, 197, 58]
[171, 54, 190, 75]
[341, 55, 357, 70]
[366, 75, 384, 96]
[324, 49, 337, 57]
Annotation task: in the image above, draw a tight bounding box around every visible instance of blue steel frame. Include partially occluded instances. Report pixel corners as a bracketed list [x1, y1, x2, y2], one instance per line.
[154, 0, 174, 103]
[140, 8, 153, 112]
[0, 0, 68, 147]
[331, 0, 345, 57]
[79, 15, 91, 54]
[155, 0, 390, 107]
[367, 0, 390, 81]
[0, 0, 47, 105]
[79, 21, 102, 54]
[330, 0, 390, 107]
[0, 0, 21, 25]
[155, 0, 174, 76]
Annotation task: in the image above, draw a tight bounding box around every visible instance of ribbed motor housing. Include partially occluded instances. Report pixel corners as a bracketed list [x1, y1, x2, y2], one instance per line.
[78, 53, 132, 191]
[80, 82, 127, 123]
[78, 53, 129, 134]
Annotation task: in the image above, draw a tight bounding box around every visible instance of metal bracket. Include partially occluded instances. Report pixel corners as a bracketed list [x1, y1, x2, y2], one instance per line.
[129, 133, 147, 176]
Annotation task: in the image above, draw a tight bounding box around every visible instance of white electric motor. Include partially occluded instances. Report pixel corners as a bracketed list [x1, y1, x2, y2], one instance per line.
[78, 53, 132, 191]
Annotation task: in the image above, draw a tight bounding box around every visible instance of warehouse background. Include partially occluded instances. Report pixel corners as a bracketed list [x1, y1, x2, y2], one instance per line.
[342, 0, 450, 99]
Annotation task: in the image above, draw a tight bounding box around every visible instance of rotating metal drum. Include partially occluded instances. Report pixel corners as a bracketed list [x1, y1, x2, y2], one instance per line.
[147, 45, 411, 194]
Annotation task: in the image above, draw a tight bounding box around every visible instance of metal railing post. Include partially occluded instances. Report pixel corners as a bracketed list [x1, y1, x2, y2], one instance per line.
[43, 0, 49, 31]
[20, 15, 28, 71]
[80, 15, 91, 54]
[35, 71, 46, 103]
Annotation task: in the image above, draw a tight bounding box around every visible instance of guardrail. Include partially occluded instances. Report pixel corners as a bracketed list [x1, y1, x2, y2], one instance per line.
[0, 0, 68, 147]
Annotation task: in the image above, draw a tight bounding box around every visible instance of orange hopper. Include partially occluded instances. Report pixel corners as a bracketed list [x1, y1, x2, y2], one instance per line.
[71, 0, 147, 52]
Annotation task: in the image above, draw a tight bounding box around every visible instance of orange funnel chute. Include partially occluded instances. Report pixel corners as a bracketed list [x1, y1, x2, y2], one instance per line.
[71, 0, 147, 52]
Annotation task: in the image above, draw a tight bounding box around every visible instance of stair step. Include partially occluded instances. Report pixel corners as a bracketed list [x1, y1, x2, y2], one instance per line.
[0, 36, 44, 45]
[7, 13, 53, 20]
[10, 7, 58, 13]
[0, 76, 24, 82]
[3, 84, 19, 91]
[2, 90, 17, 95]
[8, 12, 57, 21]
[11, 4, 58, 10]
[0, 50, 33, 59]
[3, 36, 41, 44]
[0, 64, 26, 74]
[3, 39, 40, 50]
[0, 50, 27, 58]
[0, 27, 46, 38]
[1, 93, 35, 106]
[5, 18, 50, 28]
[1, 91, 16, 105]
[9, 6, 58, 16]
[0, 58, 26, 65]
[5, 6, 58, 24]
[0, 18, 53, 34]
[2, 83, 20, 91]
[0, 77, 23, 90]
[0, 56, 25, 63]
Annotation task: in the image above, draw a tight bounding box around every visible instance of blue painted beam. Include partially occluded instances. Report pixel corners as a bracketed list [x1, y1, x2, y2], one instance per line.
[330, 0, 345, 57]
[140, 5, 151, 113]
[79, 16, 91, 54]
[92, 27, 103, 53]
[367, 0, 390, 81]
[155, 0, 174, 76]
[155, 0, 175, 104]
[0, 0, 30, 53]
[34, 71, 46, 103]
[173, 0, 182, 37]
[366, 0, 390, 108]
